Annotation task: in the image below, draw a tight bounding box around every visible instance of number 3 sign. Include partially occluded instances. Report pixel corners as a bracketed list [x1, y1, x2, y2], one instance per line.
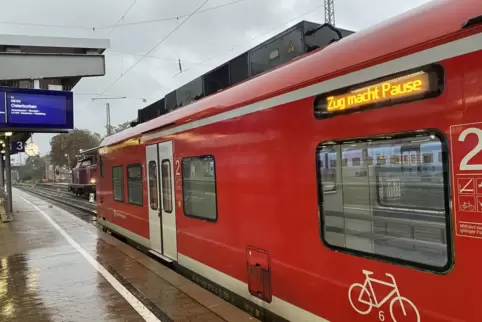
[450, 122, 482, 238]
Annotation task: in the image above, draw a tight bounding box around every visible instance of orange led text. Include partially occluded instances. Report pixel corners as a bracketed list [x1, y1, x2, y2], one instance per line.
[326, 72, 430, 112]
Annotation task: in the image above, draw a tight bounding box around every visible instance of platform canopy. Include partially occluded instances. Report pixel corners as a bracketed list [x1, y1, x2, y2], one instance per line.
[0, 33, 110, 152]
[0, 34, 108, 84]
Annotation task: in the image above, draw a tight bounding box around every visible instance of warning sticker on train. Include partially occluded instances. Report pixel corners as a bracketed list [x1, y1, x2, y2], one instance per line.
[450, 122, 482, 238]
[457, 177, 475, 194]
[287, 41, 295, 53]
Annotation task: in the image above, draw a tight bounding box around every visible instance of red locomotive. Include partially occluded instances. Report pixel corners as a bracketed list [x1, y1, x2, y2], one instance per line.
[68, 147, 97, 198]
[96, 0, 482, 320]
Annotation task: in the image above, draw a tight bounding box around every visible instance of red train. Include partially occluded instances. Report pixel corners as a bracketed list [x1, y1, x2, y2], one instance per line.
[68, 147, 97, 198]
[96, 0, 482, 320]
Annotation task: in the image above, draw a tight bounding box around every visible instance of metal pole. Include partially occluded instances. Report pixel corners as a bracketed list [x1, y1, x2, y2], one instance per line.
[0, 155, 4, 189]
[5, 136, 12, 214]
[106, 102, 111, 136]
[324, 0, 335, 25]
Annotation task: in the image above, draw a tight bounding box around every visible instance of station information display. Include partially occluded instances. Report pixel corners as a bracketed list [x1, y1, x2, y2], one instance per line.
[0, 87, 73, 132]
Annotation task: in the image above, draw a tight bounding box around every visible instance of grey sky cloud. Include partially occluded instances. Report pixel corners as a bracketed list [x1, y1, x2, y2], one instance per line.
[1, 0, 430, 164]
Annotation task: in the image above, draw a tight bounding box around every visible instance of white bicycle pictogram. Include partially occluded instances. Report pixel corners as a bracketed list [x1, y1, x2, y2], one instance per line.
[348, 270, 420, 322]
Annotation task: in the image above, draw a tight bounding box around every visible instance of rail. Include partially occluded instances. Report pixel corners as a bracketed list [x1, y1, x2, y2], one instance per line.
[14, 183, 96, 217]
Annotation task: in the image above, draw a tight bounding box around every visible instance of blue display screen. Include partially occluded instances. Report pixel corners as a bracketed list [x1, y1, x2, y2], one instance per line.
[7, 93, 67, 125]
[0, 95, 5, 124]
[0, 87, 73, 131]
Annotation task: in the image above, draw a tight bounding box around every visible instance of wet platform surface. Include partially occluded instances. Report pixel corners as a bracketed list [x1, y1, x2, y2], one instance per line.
[0, 188, 256, 322]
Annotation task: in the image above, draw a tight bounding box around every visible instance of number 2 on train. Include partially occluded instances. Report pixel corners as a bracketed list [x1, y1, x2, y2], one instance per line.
[458, 127, 482, 171]
[175, 160, 181, 175]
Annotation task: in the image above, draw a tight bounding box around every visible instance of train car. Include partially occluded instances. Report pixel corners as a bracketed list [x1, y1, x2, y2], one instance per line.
[68, 147, 97, 198]
[96, 0, 482, 321]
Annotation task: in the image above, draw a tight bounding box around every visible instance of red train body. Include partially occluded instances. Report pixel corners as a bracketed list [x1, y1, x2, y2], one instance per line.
[96, 1, 482, 321]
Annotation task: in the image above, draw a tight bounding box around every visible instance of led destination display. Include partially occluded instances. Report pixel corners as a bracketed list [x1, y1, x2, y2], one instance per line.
[314, 66, 443, 119]
[7, 93, 67, 125]
[326, 71, 430, 112]
[0, 87, 73, 131]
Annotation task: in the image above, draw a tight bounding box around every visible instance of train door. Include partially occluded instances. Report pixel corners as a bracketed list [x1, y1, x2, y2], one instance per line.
[157, 141, 177, 261]
[146, 144, 162, 255]
[145, 142, 177, 261]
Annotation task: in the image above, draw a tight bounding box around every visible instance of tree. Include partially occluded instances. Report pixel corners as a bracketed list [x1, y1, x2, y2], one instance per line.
[50, 128, 101, 168]
[19, 155, 46, 182]
[106, 120, 133, 136]
[114, 121, 132, 133]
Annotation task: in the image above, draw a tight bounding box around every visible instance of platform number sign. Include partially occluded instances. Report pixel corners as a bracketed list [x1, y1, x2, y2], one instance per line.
[451, 122, 482, 238]
[9, 141, 25, 154]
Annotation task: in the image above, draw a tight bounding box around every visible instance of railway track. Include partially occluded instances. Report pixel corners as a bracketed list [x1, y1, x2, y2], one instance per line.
[15, 183, 97, 223]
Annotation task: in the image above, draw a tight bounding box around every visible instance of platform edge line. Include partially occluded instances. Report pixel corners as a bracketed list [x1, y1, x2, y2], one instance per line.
[17, 193, 163, 322]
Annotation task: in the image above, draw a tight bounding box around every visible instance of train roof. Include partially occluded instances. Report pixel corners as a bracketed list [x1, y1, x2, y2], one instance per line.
[99, 0, 481, 149]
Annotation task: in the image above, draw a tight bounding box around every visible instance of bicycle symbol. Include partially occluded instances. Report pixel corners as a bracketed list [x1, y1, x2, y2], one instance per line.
[460, 201, 475, 212]
[348, 270, 420, 322]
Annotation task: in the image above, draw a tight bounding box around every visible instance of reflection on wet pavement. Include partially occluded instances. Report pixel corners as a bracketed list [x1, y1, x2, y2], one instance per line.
[0, 247, 143, 322]
[0, 254, 53, 322]
[0, 197, 143, 321]
[0, 189, 254, 322]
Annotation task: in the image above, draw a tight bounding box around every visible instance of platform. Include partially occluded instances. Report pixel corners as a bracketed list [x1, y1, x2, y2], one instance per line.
[0, 188, 256, 322]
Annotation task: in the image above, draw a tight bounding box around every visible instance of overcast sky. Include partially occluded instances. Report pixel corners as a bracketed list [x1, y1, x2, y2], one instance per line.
[2, 0, 431, 164]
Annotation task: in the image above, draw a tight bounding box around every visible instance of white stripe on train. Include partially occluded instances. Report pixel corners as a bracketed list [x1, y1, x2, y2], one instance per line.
[141, 31, 482, 143]
[177, 253, 330, 322]
[99, 217, 330, 320]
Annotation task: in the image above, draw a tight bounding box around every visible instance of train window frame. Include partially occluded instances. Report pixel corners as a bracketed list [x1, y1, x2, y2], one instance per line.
[161, 159, 173, 214]
[181, 155, 218, 222]
[314, 64, 445, 119]
[148, 160, 159, 211]
[316, 129, 453, 273]
[127, 163, 143, 207]
[112, 165, 124, 203]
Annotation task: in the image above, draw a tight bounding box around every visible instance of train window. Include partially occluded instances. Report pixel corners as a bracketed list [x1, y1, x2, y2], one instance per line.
[423, 153, 434, 164]
[161, 160, 173, 213]
[390, 155, 399, 164]
[181, 155, 217, 221]
[112, 166, 124, 202]
[317, 132, 451, 271]
[319, 146, 337, 193]
[148, 161, 158, 210]
[127, 164, 143, 206]
[99, 156, 104, 177]
[81, 159, 92, 166]
[376, 156, 386, 165]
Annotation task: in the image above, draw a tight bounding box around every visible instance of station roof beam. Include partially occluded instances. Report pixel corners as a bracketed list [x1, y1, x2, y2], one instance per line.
[0, 34, 109, 87]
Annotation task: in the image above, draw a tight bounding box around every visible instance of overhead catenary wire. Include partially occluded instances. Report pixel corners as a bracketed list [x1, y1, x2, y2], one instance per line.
[104, 0, 138, 35]
[89, 0, 209, 104]
[107, 49, 217, 66]
[0, 0, 246, 31]
[172, 4, 325, 78]
[97, 0, 247, 30]
[84, 2, 332, 106]
[0, 20, 90, 30]
[106, 0, 139, 76]
[73, 92, 148, 101]
[200, 4, 325, 65]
